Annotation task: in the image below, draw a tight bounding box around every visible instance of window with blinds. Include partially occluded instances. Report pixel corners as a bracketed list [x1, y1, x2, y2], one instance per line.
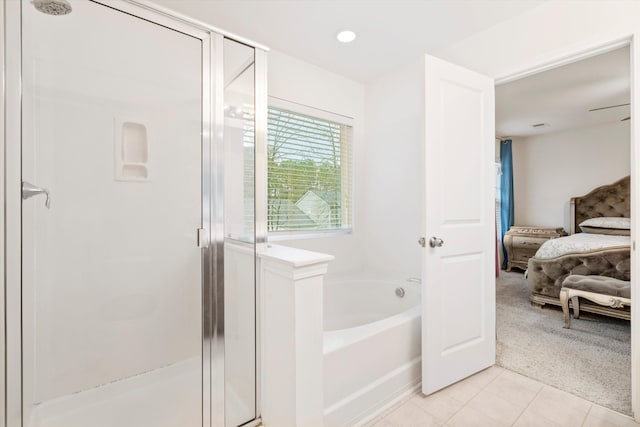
[267, 100, 353, 233]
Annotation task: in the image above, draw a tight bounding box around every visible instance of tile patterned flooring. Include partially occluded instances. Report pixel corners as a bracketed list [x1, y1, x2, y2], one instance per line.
[363, 366, 639, 427]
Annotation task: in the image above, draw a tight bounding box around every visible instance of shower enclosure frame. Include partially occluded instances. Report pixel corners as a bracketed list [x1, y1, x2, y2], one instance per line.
[0, 0, 268, 426]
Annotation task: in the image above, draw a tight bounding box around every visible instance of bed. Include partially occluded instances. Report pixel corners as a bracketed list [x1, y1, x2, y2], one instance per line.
[526, 175, 631, 319]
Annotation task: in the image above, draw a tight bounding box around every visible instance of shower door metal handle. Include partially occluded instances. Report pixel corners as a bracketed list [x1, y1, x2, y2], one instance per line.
[197, 228, 208, 248]
[22, 181, 51, 209]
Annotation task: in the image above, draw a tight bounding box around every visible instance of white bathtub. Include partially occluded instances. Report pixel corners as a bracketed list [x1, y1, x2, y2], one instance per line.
[323, 278, 422, 427]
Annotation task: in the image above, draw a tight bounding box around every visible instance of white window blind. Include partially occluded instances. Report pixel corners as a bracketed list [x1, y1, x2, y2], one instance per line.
[267, 100, 353, 233]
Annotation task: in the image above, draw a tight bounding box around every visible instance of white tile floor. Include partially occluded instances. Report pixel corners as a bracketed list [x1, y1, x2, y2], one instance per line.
[364, 366, 639, 427]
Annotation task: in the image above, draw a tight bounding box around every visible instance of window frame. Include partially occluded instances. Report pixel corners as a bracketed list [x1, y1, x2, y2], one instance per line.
[266, 96, 354, 239]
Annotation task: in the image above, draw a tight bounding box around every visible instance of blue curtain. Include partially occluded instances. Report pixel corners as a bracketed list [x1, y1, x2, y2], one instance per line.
[500, 139, 514, 269]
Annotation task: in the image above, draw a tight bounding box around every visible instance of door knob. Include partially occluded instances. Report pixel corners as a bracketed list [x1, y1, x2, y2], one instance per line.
[429, 237, 444, 248]
[22, 181, 51, 209]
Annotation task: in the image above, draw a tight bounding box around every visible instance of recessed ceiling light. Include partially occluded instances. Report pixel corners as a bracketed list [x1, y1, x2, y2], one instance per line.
[337, 30, 356, 43]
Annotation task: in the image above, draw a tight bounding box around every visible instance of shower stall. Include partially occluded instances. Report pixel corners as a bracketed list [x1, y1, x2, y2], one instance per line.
[2, 1, 267, 426]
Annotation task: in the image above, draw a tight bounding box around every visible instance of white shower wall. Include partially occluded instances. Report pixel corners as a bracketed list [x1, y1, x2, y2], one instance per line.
[22, 2, 202, 404]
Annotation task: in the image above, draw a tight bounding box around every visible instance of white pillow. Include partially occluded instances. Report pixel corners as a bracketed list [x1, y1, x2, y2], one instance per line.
[579, 217, 630, 235]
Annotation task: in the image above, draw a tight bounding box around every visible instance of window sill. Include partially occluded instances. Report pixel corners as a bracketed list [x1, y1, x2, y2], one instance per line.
[268, 229, 353, 241]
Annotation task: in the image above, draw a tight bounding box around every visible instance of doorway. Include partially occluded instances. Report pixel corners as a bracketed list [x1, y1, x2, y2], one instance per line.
[495, 46, 633, 414]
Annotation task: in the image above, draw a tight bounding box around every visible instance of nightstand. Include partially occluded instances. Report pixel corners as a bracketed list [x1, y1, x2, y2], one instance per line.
[503, 226, 567, 272]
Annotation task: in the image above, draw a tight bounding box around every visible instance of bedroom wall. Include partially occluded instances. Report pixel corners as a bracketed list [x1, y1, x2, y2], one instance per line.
[268, 50, 367, 276]
[511, 121, 630, 233]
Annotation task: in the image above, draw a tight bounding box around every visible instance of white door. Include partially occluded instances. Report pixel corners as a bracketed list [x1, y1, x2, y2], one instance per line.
[422, 54, 496, 395]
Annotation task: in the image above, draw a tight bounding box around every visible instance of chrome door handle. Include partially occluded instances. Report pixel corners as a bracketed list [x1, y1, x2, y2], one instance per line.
[22, 181, 51, 209]
[429, 237, 444, 248]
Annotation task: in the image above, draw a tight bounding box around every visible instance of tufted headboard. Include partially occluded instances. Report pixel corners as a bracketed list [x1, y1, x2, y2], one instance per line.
[570, 175, 630, 234]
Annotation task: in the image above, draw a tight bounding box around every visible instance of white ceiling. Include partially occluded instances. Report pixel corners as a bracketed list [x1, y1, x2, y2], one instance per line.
[148, 0, 629, 137]
[149, 0, 545, 83]
[496, 46, 630, 138]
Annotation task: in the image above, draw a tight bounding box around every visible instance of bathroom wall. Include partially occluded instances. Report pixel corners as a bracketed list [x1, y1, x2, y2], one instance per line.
[435, 1, 640, 80]
[361, 59, 425, 278]
[358, 0, 640, 277]
[269, 1, 640, 275]
[512, 121, 630, 232]
[268, 50, 367, 276]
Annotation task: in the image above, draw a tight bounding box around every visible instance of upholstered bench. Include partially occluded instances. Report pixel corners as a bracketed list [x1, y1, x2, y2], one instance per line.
[560, 275, 631, 329]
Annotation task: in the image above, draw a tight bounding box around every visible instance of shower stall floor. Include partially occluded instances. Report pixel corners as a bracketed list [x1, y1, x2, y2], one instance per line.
[30, 358, 201, 427]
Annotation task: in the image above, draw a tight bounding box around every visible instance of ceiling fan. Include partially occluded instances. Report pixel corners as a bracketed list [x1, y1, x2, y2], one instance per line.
[588, 102, 630, 121]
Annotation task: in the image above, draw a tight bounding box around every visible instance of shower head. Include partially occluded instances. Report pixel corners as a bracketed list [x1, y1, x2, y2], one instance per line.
[33, 0, 72, 15]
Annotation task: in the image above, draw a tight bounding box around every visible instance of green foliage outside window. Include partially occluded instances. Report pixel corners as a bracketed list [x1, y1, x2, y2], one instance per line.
[267, 107, 351, 232]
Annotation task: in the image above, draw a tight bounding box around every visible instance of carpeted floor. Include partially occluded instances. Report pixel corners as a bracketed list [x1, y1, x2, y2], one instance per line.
[496, 271, 631, 415]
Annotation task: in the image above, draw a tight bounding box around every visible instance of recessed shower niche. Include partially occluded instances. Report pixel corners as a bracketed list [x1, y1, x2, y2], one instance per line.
[116, 119, 149, 181]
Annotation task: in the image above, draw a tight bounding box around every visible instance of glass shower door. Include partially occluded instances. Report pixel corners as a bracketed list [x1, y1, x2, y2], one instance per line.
[21, 2, 203, 426]
[222, 38, 257, 427]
